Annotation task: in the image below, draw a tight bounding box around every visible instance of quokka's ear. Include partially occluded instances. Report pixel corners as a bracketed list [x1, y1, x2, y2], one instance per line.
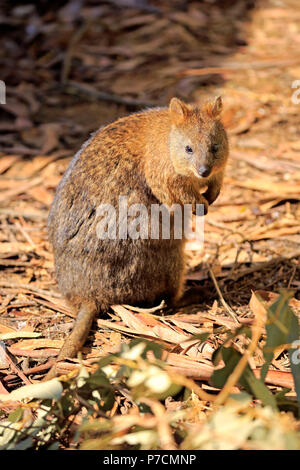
[206, 96, 223, 118]
[169, 97, 188, 125]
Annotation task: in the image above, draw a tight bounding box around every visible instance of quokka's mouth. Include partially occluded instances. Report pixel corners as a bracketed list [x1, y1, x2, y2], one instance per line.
[191, 167, 209, 180]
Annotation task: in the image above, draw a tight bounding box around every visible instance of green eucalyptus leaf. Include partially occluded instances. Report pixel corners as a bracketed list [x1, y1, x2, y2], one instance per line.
[212, 326, 252, 367]
[261, 290, 295, 382]
[287, 312, 300, 410]
[212, 347, 277, 409]
[8, 407, 23, 423]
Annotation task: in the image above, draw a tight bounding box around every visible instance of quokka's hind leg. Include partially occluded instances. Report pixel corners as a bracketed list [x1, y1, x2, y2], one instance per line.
[44, 301, 98, 381]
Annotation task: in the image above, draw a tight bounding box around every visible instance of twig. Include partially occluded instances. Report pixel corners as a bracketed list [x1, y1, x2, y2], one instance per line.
[0, 178, 42, 205]
[229, 255, 300, 282]
[141, 398, 177, 450]
[287, 265, 297, 289]
[7, 347, 59, 359]
[23, 360, 55, 375]
[120, 300, 165, 313]
[181, 57, 300, 76]
[208, 266, 240, 324]
[0, 208, 47, 220]
[0, 281, 61, 298]
[167, 370, 214, 402]
[107, 0, 161, 14]
[214, 291, 265, 405]
[61, 20, 92, 83]
[14, 221, 36, 249]
[65, 80, 155, 108]
[0, 342, 31, 385]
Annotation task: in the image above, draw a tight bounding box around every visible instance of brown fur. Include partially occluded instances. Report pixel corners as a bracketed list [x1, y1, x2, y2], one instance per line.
[45, 97, 229, 379]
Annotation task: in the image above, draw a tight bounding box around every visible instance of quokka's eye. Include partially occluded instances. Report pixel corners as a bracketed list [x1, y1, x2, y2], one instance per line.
[211, 144, 219, 154]
[185, 145, 193, 154]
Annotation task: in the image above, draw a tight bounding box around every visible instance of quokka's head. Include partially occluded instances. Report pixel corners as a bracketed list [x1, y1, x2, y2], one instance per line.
[168, 96, 229, 179]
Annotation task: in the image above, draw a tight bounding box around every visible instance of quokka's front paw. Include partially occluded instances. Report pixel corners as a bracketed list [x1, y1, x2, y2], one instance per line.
[192, 196, 208, 216]
[202, 188, 220, 206]
[202, 197, 209, 215]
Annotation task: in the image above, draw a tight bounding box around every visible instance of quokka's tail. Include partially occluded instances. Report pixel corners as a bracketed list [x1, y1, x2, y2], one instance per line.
[44, 301, 97, 381]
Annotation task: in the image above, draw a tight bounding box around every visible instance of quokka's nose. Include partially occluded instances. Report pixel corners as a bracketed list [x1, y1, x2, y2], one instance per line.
[198, 166, 211, 177]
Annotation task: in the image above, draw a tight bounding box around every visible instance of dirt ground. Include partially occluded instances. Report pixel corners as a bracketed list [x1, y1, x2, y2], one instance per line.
[0, 0, 299, 394]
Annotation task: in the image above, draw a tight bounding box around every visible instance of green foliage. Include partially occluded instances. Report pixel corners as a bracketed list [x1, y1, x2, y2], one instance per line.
[261, 290, 300, 409]
[211, 290, 300, 413]
[261, 291, 298, 379]
[0, 292, 299, 450]
[212, 347, 277, 410]
[8, 408, 23, 423]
